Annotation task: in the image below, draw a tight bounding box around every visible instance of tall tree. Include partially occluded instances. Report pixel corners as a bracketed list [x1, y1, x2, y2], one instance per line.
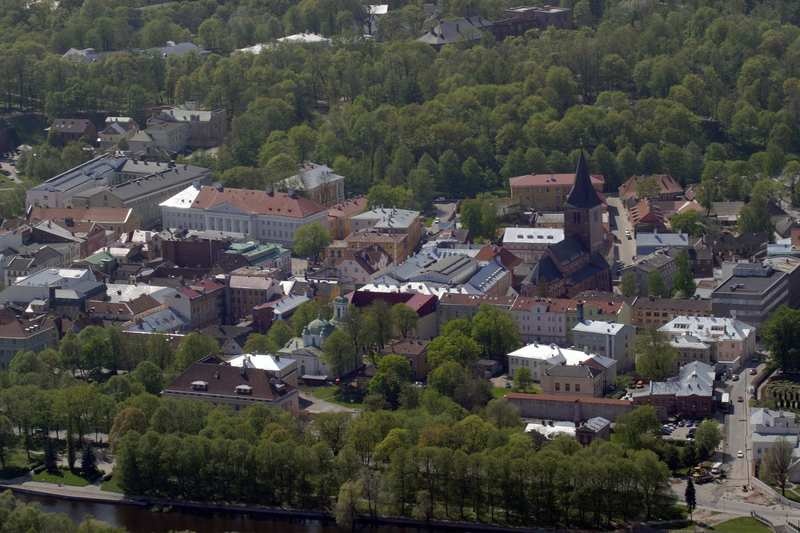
[684, 477, 696, 519]
[635, 329, 677, 380]
[762, 306, 800, 371]
[293, 223, 331, 263]
[471, 305, 521, 365]
[763, 438, 794, 495]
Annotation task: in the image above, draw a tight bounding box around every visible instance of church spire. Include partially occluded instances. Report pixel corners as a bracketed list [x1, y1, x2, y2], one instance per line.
[565, 150, 602, 209]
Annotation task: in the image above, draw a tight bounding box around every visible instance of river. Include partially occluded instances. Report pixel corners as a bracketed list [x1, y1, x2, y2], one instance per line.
[13, 493, 419, 533]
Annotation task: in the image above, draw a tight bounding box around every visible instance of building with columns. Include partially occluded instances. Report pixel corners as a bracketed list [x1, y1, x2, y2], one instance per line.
[160, 184, 328, 246]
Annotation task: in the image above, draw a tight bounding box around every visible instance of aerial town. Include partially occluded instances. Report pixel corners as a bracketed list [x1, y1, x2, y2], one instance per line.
[0, 0, 798, 531]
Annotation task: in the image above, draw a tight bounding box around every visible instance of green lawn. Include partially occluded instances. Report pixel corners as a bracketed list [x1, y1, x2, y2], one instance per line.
[33, 468, 91, 487]
[494, 385, 541, 398]
[301, 385, 363, 407]
[101, 474, 123, 494]
[712, 517, 771, 533]
[0, 448, 42, 479]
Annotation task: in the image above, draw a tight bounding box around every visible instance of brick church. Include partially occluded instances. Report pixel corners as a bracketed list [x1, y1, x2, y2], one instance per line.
[521, 152, 612, 297]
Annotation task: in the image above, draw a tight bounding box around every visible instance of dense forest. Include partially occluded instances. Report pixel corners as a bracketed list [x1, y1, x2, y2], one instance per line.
[0, 0, 799, 215]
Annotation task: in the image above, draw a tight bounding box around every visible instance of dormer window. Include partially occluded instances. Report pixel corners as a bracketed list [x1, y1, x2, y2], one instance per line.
[191, 380, 208, 391]
[235, 384, 252, 395]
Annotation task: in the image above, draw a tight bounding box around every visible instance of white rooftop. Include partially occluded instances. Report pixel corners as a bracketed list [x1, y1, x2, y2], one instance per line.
[503, 227, 564, 245]
[16, 268, 92, 287]
[509, 343, 594, 366]
[659, 315, 755, 343]
[368, 4, 388, 14]
[277, 33, 331, 44]
[160, 183, 201, 209]
[105, 283, 177, 304]
[572, 320, 626, 335]
[525, 420, 576, 439]
[227, 353, 295, 372]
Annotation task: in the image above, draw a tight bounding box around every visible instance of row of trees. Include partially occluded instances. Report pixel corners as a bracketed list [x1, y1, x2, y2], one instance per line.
[113, 397, 681, 528]
[0, 490, 122, 533]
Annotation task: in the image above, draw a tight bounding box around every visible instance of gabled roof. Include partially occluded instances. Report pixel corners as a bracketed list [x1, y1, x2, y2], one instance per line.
[565, 152, 603, 209]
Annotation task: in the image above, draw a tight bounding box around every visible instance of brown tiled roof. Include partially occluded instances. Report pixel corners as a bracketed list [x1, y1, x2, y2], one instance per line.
[439, 293, 516, 308]
[328, 196, 368, 218]
[632, 296, 711, 312]
[504, 392, 631, 406]
[619, 174, 683, 201]
[191, 187, 325, 218]
[164, 362, 294, 402]
[475, 245, 523, 270]
[0, 309, 55, 338]
[29, 207, 132, 225]
[510, 173, 604, 188]
[384, 339, 429, 356]
[51, 118, 93, 134]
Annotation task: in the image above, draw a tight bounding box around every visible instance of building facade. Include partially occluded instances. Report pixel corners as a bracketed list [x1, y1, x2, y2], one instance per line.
[161, 184, 328, 246]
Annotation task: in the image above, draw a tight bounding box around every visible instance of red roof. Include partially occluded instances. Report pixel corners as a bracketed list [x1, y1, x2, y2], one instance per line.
[475, 244, 523, 270]
[29, 207, 133, 224]
[619, 174, 683, 201]
[504, 392, 631, 406]
[191, 187, 325, 218]
[510, 173, 604, 188]
[328, 196, 368, 218]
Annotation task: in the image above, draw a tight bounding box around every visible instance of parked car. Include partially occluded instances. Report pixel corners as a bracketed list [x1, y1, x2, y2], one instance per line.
[737, 396, 744, 402]
[749, 368, 757, 375]
[732, 374, 739, 381]
[737, 450, 744, 459]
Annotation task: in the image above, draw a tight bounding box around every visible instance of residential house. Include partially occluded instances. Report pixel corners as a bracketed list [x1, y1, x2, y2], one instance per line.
[149, 103, 227, 148]
[328, 197, 368, 239]
[658, 315, 757, 371]
[622, 249, 677, 296]
[226, 353, 298, 387]
[334, 244, 392, 286]
[28, 207, 138, 238]
[417, 17, 492, 47]
[635, 232, 690, 256]
[619, 174, 684, 206]
[628, 199, 666, 234]
[163, 356, 299, 414]
[227, 274, 282, 322]
[0, 310, 58, 368]
[541, 364, 604, 397]
[507, 342, 617, 386]
[48, 118, 96, 146]
[509, 171, 604, 211]
[98, 117, 139, 150]
[631, 296, 713, 329]
[279, 163, 345, 207]
[572, 319, 635, 371]
[630, 360, 716, 419]
[750, 408, 800, 482]
[383, 339, 429, 381]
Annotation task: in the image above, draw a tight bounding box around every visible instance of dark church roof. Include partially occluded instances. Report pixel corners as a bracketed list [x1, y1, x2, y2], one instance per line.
[529, 255, 561, 283]
[549, 237, 585, 264]
[566, 151, 603, 209]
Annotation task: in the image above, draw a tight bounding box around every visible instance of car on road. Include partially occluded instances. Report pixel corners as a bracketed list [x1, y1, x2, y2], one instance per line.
[624, 229, 632, 239]
[732, 374, 739, 381]
[737, 450, 744, 459]
[737, 396, 744, 402]
[749, 368, 757, 375]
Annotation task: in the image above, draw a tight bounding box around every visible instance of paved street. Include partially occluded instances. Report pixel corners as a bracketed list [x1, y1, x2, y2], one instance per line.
[606, 196, 636, 266]
[670, 363, 800, 525]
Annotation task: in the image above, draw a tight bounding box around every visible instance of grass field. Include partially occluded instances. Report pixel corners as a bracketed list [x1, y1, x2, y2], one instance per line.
[0, 448, 42, 479]
[711, 517, 771, 533]
[301, 385, 363, 407]
[33, 468, 91, 487]
[101, 474, 123, 494]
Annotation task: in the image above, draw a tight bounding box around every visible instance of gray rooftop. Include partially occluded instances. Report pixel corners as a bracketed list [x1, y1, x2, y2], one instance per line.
[631, 360, 715, 399]
[280, 163, 344, 191]
[714, 266, 785, 295]
[636, 232, 689, 248]
[352, 207, 419, 230]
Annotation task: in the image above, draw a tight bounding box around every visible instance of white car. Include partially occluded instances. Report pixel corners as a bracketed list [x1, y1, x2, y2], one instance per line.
[737, 450, 744, 459]
[624, 229, 632, 239]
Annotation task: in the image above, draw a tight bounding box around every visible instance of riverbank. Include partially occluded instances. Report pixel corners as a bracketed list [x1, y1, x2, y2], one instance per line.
[1, 478, 542, 532]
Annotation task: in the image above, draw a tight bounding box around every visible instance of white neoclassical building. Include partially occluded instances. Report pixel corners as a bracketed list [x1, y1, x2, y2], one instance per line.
[160, 183, 328, 245]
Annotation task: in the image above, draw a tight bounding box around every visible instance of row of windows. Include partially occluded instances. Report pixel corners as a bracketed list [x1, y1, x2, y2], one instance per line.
[554, 382, 580, 393]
